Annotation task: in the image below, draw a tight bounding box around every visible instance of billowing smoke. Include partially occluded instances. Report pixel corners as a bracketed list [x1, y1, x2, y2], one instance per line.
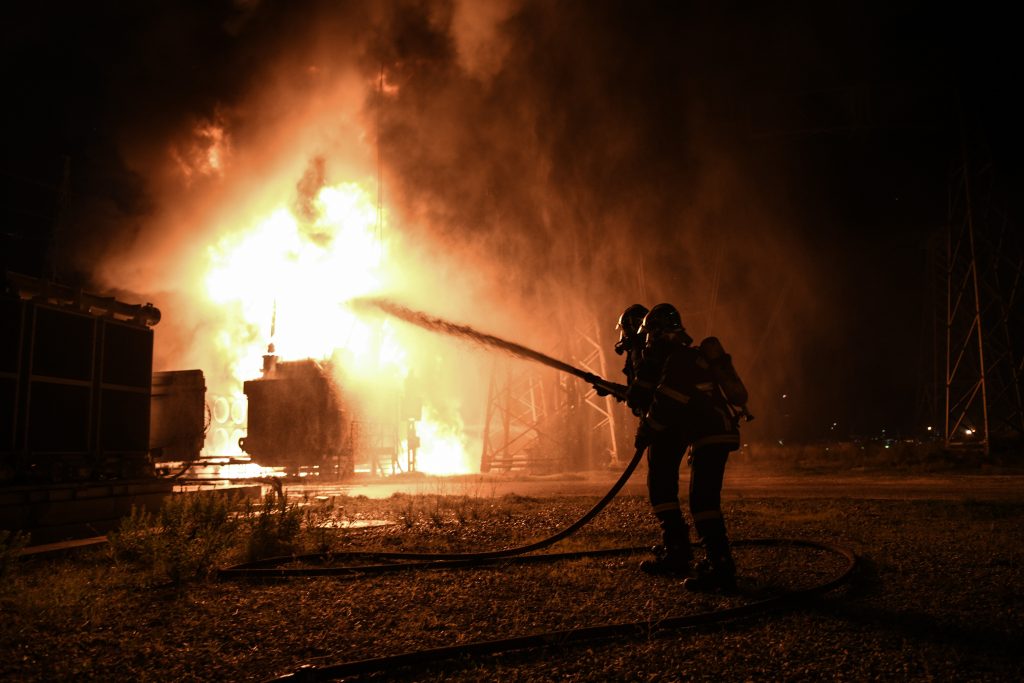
[34, 1, 843, 446]
[360, 1, 831, 439]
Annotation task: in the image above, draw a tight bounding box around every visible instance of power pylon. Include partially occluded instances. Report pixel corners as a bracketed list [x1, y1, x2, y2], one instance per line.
[944, 139, 1024, 454]
[566, 315, 621, 468]
[479, 358, 557, 473]
[479, 313, 622, 473]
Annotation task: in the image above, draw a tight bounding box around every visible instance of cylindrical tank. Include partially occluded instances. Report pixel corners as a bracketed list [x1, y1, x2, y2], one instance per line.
[699, 336, 749, 407]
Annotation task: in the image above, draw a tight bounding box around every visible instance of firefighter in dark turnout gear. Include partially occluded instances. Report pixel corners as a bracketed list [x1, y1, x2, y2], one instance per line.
[593, 305, 648, 404]
[627, 303, 749, 591]
[614, 304, 649, 389]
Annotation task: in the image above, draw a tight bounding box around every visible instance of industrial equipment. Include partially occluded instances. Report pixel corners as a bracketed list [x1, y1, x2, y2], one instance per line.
[1, 271, 170, 541]
[240, 356, 356, 476]
[150, 369, 206, 472]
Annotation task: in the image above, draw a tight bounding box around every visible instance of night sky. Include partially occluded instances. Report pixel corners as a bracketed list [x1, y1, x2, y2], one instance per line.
[3, 1, 1021, 442]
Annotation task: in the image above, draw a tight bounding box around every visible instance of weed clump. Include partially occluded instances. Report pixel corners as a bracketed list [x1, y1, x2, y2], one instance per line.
[238, 492, 304, 562]
[107, 493, 241, 584]
[106, 490, 347, 584]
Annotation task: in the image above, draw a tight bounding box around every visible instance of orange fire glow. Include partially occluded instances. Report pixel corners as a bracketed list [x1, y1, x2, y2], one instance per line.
[172, 119, 231, 183]
[198, 178, 475, 475]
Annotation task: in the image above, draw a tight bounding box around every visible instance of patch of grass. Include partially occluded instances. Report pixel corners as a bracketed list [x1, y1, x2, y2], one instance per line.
[300, 496, 342, 554]
[107, 492, 241, 585]
[238, 491, 304, 562]
[5, 489, 1023, 682]
[105, 488, 327, 584]
[379, 487, 506, 529]
[391, 492, 419, 529]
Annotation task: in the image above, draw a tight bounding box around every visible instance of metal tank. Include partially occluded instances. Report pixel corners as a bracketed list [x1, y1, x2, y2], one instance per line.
[239, 357, 355, 476]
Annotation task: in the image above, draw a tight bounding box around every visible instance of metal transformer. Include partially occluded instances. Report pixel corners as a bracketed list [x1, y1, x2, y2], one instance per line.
[1, 271, 170, 541]
[1, 271, 160, 483]
[240, 358, 355, 476]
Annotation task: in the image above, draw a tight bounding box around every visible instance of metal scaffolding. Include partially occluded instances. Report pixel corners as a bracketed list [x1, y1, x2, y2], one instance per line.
[479, 313, 624, 473]
[944, 145, 1024, 454]
[479, 359, 553, 473]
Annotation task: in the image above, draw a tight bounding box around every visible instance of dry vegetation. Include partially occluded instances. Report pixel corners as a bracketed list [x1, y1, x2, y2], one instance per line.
[2, 478, 1023, 682]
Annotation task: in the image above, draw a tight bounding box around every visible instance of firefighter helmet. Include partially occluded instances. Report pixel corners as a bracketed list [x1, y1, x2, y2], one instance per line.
[640, 303, 686, 344]
[615, 304, 649, 346]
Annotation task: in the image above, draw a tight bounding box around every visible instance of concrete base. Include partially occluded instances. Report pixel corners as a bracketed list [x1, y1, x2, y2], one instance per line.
[0, 479, 174, 545]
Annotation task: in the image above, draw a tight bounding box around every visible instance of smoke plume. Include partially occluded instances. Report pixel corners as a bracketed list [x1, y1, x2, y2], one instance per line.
[18, 1, 855, 443]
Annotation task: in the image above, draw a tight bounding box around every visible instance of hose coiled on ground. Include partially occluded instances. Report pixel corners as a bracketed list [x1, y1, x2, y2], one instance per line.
[216, 448, 858, 681]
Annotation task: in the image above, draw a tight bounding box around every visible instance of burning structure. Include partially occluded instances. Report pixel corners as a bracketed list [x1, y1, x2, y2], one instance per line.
[11, 1, 1023, 483]
[240, 351, 427, 476]
[9, 2, 859, 482]
[241, 354, 353, 476]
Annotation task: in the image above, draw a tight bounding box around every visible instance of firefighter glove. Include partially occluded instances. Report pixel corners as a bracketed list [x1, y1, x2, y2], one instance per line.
[634, 423, 652, 450]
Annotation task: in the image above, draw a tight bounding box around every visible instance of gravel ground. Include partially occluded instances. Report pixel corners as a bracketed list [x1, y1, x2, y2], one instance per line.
[2, 491, 1023, 682]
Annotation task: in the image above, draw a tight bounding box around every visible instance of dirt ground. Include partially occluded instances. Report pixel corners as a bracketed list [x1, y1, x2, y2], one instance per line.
[283, 461, 1024, 502]
[4, 468, 1024, 682]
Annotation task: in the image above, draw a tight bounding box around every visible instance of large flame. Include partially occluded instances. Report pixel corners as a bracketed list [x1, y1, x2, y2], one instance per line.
[199, 178, 474, 475]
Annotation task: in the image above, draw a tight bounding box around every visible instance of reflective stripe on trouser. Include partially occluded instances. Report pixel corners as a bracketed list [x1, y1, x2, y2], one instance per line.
[689, 444, 730, 547]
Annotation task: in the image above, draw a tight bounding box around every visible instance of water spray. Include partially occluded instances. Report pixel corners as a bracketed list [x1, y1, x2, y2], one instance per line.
[350, 297, 628, 399]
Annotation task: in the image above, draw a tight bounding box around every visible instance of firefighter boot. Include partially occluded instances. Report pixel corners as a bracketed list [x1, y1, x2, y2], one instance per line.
[640, 511, 693, 576]
[683, 540, 736, 592]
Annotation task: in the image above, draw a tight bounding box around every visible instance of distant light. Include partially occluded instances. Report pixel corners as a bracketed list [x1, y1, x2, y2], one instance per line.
[926, 426, 933, 431]
[964, 428, 974, 436]
[884, 444, 890, 449]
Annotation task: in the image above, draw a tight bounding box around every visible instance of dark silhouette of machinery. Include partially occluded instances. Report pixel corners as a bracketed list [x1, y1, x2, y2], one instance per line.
[239, 353, 356, 476]
[1, 271, 170, 541]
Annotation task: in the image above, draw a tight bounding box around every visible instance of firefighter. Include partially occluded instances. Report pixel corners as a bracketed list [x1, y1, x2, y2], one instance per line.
[627, 303, 749, 591]
[614, 303, 649, 388]
[592, 304, 648, 405]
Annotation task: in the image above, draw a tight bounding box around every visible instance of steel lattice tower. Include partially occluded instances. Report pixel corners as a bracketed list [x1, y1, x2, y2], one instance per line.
[943, 138, 1024, 454]
[479, 313, 624, 473]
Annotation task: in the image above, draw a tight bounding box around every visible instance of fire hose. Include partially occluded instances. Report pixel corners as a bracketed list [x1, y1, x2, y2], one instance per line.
[220, 444, 857, 682]
[262, 536, 855, 683]
[216, 301, 859, 680]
